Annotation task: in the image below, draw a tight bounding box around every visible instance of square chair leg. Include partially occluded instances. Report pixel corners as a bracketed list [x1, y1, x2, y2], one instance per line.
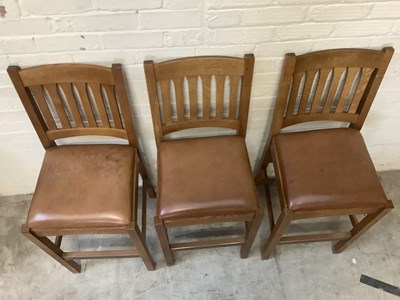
[240, 209, 264, 258]
[21, 225, 81, 273]
[333, 201, 394, 253]
[127, 223, 156, 271]
[154, 217, 174, 266]
[261, 208, 292, 260]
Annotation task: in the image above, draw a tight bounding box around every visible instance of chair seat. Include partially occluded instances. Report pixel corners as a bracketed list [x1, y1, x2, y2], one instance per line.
[272, 128, 387, 212]
[27, 144, 135, 230]
[157, 136, 259, 220]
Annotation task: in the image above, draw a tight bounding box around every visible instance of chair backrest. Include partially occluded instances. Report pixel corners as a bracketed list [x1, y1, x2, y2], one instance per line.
[144, 54, 255, 146]
[257, 47, 394, 172]
[7, 63, 137, 148]
[270, 47, 394, 136]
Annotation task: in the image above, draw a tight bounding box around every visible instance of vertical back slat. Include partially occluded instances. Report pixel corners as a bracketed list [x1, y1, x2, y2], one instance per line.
[201, 75, 211, 119]
[348, 67, 374, 114]
[335, 67, 359, 113]
[29, 85, 57, 130]
[298, 70, 317, 115]
[75, 82, 97, 127]
[310, 69, 330, 113]
[187, 76, 198, 120]
[103, 84, 123, 129]
[160, 80, 173, 125]
[228, 75, 240, 119]
[44, 84, 70, 128]
[322, 67, 346, 113]
[59, 83, 84, 127]
[89, 83, 109, 127]
[215, 75, 225, 119]
[173, 78, 185, 121]
[286, 72, 303, 117]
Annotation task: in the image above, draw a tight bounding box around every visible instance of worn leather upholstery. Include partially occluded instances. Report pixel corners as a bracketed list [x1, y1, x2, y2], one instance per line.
[272, 128, 387, 212]
[27, 144, 135, 229]
[157, 135, 259, 220]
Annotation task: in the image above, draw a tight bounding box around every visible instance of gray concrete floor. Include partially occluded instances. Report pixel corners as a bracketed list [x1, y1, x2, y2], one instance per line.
[0, 170, 399, 300]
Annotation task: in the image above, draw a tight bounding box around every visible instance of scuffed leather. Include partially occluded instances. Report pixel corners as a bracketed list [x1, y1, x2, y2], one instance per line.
[27, 144, 135, 229]
[157, 135, 259, 220]
[273, 128, 387, 212]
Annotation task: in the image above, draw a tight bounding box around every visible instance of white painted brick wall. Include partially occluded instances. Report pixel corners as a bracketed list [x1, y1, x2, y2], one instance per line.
[308, 4, 372, 21]
[0, 38, 36, 54]
[139, 11, 202, 29]
[35, 35, 102, 52]
[242, 7, 309, 25]
[20, 0, 92, 16]
[93, 0, 162, 11]
[163, 0, 200, 10]
[51, 13, 140, 32]
[101, 32, 164, 49]
[1, 0, 400, 195]
[0, 18, 52, 36]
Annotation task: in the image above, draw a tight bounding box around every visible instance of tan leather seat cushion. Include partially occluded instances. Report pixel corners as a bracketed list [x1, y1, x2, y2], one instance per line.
[157, 136, 259, 220]
[272, 128, 387, 212]
[27, 144, 135, 229]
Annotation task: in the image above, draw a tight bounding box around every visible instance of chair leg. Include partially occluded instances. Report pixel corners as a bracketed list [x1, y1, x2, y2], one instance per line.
[332, 201, 394, 253]
[127, 223, 155, 271]
[141, 181, 147, 241]
[240, 209, 264, 258]
[261, 208, 292, 260]
[254, 169, 265, 185]
[154, 217, 174, 266]
[255, 151, 271, 185]
[21, 225, 81, 273]
[263, 173, 275, 232]
[146, 183, 157, 199]
[138, 156, 156, 198]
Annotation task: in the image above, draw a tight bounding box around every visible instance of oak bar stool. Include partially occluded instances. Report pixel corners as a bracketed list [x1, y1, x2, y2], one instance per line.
[8, 63, 156, 272]
[255, 47, 394, 259]
[144, 54, 264, 265]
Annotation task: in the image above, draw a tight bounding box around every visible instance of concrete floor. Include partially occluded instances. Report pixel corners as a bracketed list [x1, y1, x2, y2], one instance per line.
[0, 170, 399, 300]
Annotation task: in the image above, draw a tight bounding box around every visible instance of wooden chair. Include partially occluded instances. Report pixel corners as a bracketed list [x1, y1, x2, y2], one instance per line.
[144, 54, 264, 265]
[255, 47, 394, 259]
[8, 63, 156, 272]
